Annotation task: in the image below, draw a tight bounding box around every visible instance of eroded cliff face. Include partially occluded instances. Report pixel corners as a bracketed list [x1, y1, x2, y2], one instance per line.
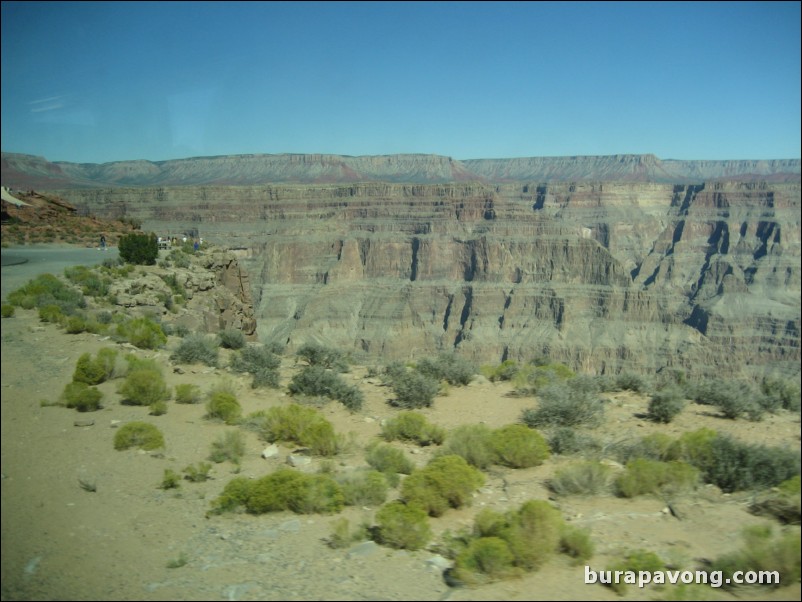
[46, 180, 800, 380]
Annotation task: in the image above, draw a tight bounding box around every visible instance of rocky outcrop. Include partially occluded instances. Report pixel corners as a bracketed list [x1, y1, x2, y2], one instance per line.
[2, 152, 799, 189]
[44, 179, 800, 382]
[107, 250, 256, 337]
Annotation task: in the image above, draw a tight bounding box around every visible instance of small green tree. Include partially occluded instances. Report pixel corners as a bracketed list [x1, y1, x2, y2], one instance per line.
[118, 232, 159, 265]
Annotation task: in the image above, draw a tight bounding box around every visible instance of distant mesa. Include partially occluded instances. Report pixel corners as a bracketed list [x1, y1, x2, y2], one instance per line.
[1, 151, 799, 189]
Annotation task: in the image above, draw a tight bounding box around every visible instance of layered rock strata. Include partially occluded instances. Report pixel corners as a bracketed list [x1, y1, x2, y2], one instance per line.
[45, 180, 800, 381]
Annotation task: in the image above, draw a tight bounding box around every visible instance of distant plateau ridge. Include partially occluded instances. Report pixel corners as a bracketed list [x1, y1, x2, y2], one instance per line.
[1, 151, 800, 189]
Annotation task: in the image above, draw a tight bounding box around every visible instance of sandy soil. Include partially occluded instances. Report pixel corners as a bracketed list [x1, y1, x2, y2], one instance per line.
[1, 254, 800, 601]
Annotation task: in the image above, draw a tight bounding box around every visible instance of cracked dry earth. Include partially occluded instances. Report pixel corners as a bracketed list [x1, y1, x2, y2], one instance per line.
[1, 306, 800, 601]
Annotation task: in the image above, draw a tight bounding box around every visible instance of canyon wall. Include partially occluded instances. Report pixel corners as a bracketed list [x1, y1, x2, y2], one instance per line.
[42, 179, 800, 381]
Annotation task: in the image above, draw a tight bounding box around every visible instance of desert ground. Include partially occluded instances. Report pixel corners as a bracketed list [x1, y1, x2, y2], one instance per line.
[1, 244, 800, 601]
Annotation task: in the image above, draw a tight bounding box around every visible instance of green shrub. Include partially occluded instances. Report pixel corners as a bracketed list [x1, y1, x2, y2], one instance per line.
[229, 344, 281, 373]
[617, 433, 676, 464]
[749, 476, 801, 524]
[648, 386, 687, 423]
[64, 265, 111, 298]
[777, 475, 801, 496]
[499, 501, 556, 569]
[381, 411, 445, 446]
[218, 328, 246, 350]
[381, 361, 409, 384]
[521, 381, 605, 428]
[171, 333, 219, 367]
[114, 421, 165, 451]
[327, 518, 370, 549]
[209, 430, 246, 464]
[491, 424, 550, 468]
[165, 552, 188, 569]
[183, 462, 213, 482]
[365, 442, 414, 477]
[710, 525, 800, 590]
[549, 461, 612, 496]
[174, 383, 202, 404]
[38, 304, 65, 324]
[208, 476, 254, 514]
[7, 273, 85, 312]
[389, 370, 439, 409]
[300, 420, 342, 456]
[72, 348, 118, 385]
[246, 404, 341, 456]
[615, 372, 651, 393]
[690, 378, 764, 421]
[295, 473, 346, 514]
[700, 435, 800, 492]
[118, 368, 170, 406]
[455, 537, 516, 582]
[116, 316, 167, 350]
[547, 427, 601, 456]
[605, 549, 665, 594]
[665, 429, 800, 493]
[122, 354, 162, 374]
[251, 368, 281, 389]
[416, 353, 476, 386]
[64, 314, 90, 334]
[288, 365, 363, 411]
[167, 248, 191, 269]
[560, 524, 594, 562]
[480, 359, 520, 382]
[205, 391, 242, 425]
[246, 470, 307, 513]
[511, 362, 575, 396]
[495, 500, 565, 571]
[439, 424, 497, 469]
[336, 470, 388, 506]
[1, 304, 14, 318]
[159, 468, 181, 490]
[118, 232, 159, 265]
[615, 458, 699, 498]
[246, 470, 344, 514]
[374, 501, 432, 550]
[401, 455, 485, 517]
[718, 392, 765, 421]
[666, 428, 718, 467]
[149, 400, 168, 415]
[60, 381, 104, 412]
[296, 342, 349, 372]
[760, 375, 801, 412]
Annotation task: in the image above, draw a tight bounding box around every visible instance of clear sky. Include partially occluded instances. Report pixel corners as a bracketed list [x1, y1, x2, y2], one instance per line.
[1, 1, 800, 164]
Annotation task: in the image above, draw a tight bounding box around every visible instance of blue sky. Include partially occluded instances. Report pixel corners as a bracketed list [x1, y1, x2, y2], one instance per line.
[1, 1, 800, 164]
